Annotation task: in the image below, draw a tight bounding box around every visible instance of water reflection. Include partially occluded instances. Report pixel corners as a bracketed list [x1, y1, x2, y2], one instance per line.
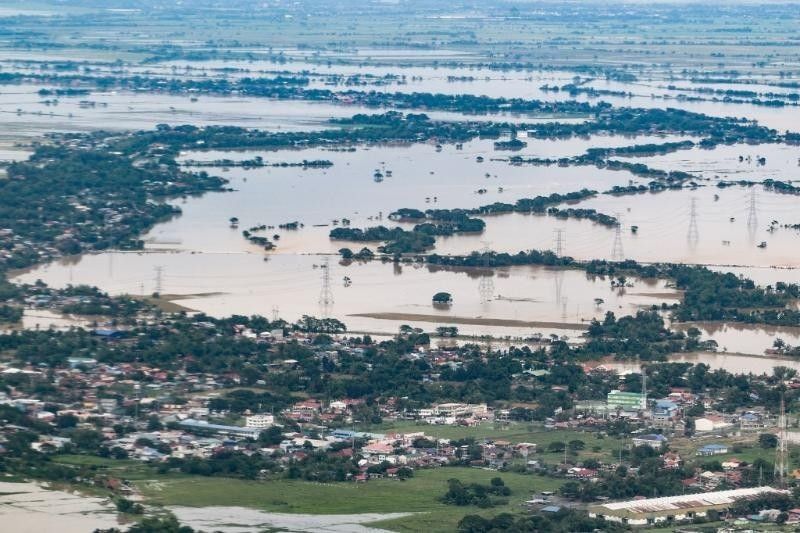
[14, 253, 678, 338]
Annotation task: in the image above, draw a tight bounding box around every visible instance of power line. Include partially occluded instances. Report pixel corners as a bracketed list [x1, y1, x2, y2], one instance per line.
[611, 213, 625, 262]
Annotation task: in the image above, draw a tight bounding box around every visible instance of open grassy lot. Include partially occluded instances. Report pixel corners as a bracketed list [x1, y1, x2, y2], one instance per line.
[135, 467, 562, 533]
[362, 420, 625, 464]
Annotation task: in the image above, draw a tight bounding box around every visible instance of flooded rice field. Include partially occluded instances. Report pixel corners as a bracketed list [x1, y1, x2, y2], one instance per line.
[14, 253, 678, 339]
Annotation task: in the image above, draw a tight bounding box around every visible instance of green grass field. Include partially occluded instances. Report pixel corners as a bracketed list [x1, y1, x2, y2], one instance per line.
[361, 421, 625, 463]
[135, 467, 562, 533]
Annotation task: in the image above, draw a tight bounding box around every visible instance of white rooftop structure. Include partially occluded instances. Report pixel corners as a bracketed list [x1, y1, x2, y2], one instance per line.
[591, 486, 787, 525]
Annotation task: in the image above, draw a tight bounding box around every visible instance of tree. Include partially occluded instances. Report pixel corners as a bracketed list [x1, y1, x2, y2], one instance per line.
[568, 439, 585, 451]
[457, 515, 490, 533]
[432, 292, 453, 304]
[70, 429, 104, 451]
[126, 515, 194, 533]
[147, 414, 163, 431]
[759, 433, 778, 449]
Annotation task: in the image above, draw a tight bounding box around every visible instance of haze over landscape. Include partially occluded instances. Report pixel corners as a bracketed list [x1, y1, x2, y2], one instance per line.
[2, 1, 800, 532]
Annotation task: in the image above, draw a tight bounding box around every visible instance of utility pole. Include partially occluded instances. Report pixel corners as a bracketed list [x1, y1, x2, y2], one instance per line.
[640, 362, 648, 418]
[775, 394, 788, 487]
[611, 213, 625, 262]
[687, 197, 699, 243]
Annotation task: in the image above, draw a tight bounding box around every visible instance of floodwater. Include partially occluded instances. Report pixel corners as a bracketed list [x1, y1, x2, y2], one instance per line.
[672, 322, 800, 356]
[170, 506, 411, 533]
[0, 84, 584, 138]
[149, 59, 800, 130]
[157, 135, 688, 253]
[604, 351, 800, 376]
[0, 309, 95, 332]
[431, 184, 800, 267]
[13, 253, 678, 339]
[3, 55, 800, 354]
[0, 480, 121, 533]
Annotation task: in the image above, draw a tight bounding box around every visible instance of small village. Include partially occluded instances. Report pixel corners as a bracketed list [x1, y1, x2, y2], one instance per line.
[3, 317, 800, 529]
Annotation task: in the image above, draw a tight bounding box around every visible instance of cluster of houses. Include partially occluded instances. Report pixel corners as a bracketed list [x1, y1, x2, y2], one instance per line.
[0, 321, 795, 506]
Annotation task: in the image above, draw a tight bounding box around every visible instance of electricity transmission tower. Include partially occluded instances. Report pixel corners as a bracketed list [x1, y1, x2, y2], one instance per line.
[154, 265, 164, 294]
[747, 188, 758, 229]
[553, 229, 566, 257]
[552, 230, 567, 319]
[319, 257, 334, 310]
[478, 241, 494, 302]
[611, 213, 625, 261]
[687, 197, 699, 243]
[775, 395, 788, 487]
[271, 306, 280, 322]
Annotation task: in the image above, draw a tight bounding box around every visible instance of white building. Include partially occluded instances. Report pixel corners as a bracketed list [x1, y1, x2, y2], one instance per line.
[590, 487, 788, 526]
[433, 403, 488, 417]
[245, 414, 275, 428]
[694, 416, 733, 433]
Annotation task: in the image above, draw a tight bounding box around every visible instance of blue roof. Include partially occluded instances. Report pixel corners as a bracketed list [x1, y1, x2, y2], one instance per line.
[92, 329, 125, 338]
[541, 506, 562, 513]
[700, 444, 728, 450]
[638, 434, 667, 441]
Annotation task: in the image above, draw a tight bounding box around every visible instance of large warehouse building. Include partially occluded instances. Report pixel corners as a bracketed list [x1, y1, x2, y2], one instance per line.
[588, 487, 787, 526]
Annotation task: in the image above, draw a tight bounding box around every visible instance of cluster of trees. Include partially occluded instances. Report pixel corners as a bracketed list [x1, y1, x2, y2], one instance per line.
[0, 143, 226, 270]
[425, 250, 800, 328]
[441, 477, 511, 508]
[457, 510, 624, 533]
[337, 189, 607, 253]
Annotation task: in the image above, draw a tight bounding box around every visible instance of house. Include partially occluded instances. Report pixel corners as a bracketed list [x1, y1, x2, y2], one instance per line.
[289, 400, 321, 421]
[245, 414, 275, 428]
[567, 467, 598, 479]
[179, 419, 262, 439]
[662, 452, 681, 469]
[696, 443, 729, 456]
[694, 415, 732, 433]
[92, 329, 126, 340]
[362, 442, 396, 462]
[632, 434, 667, 450]
[722, 458, 743, 470]
[652, 400, 679, 427]
[738, 412, 766, 431]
